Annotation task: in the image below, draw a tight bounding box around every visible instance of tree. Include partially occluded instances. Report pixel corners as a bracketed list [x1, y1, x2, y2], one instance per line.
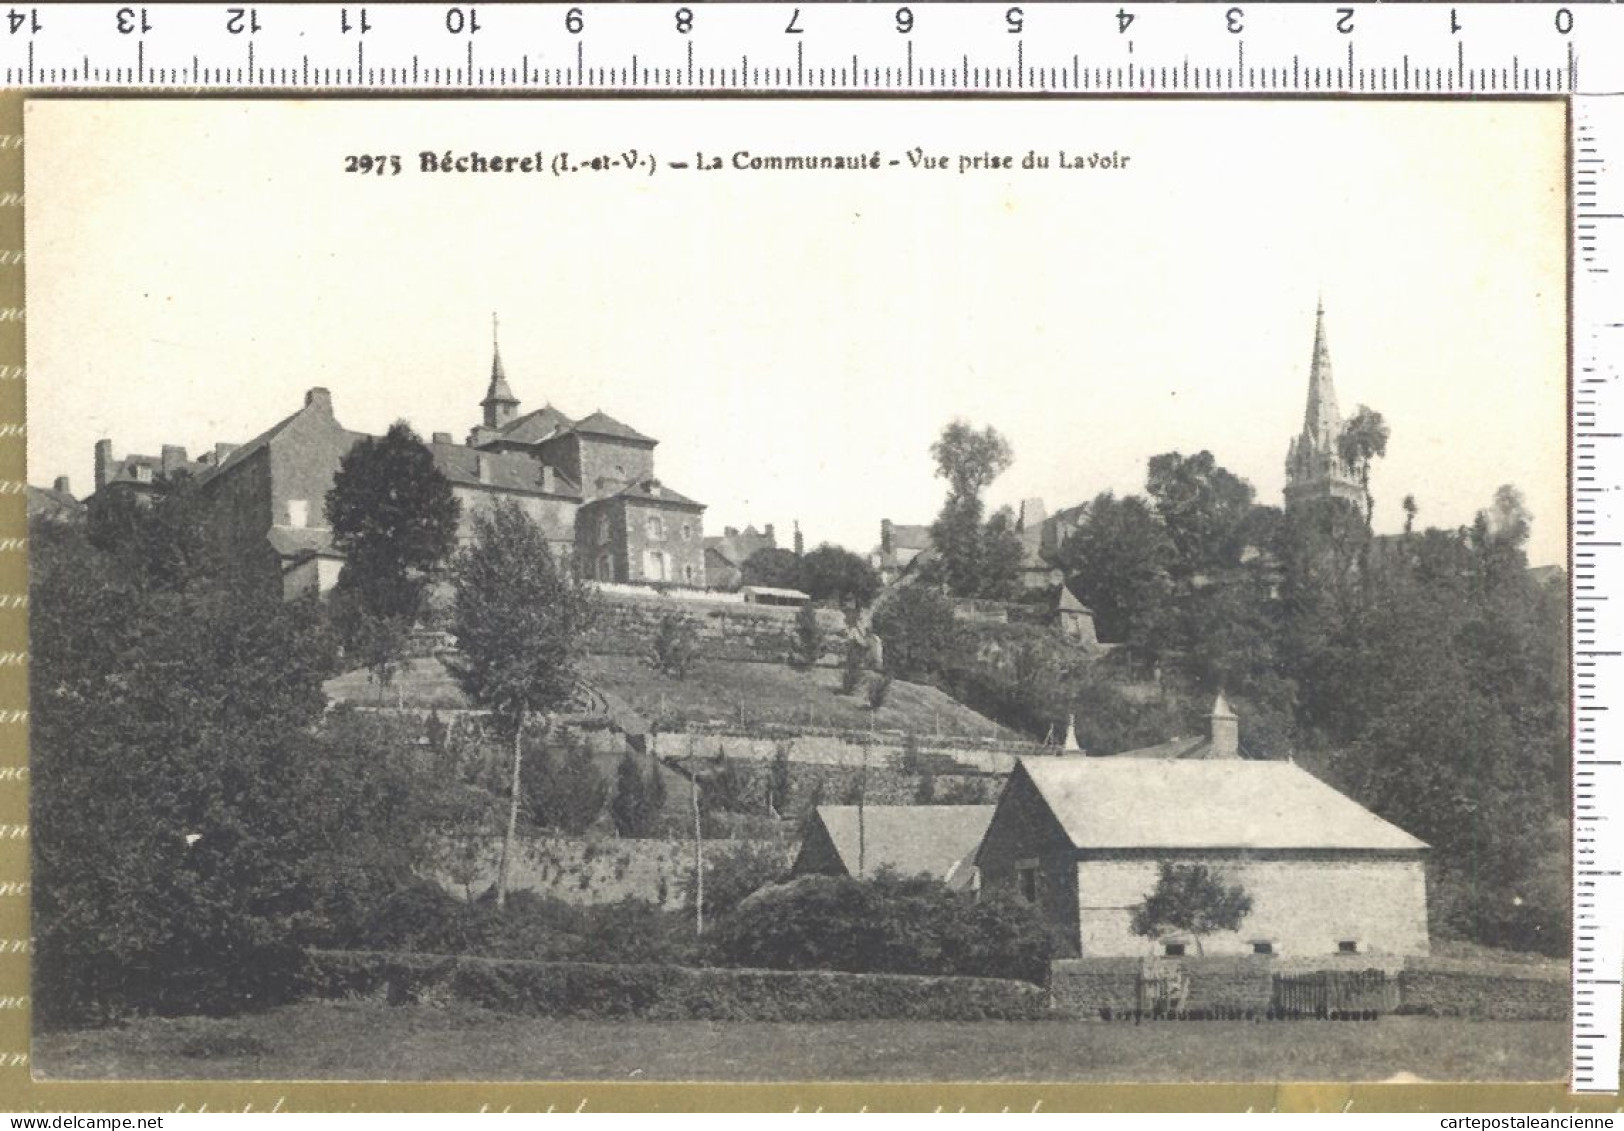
[522, 729, 610, 835]
[871, 586, 960, 679]
[652, 612, 701, 678]
[1130, 862, 1253, 955]
[1337, 406, 1390, 527]
[740, 547, 803, 591]
[1145, 450, 1256, 579]
[798, 544, 881, 608]
[449, 498, 595, 908]
[32, 520, 462, 1021]
[610, 749, 667, 838]
[1057, 492, 1173, 644]
[789, 603, 822, 670]
[931, 419, 1015, 501]
[924, 421, 1018, 599]
[326, 422, 461, 681]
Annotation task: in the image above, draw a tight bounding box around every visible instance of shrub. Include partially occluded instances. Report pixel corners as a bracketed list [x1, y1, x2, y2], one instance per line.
[708, 872, 1054, 985]
[521, 729, 609, 835]
[299, 950, 1048, 1022]
[684, 840, 791, 921]
[652, 613, 700, 679]
[789, 603, 822, 670]
[867, 673, 894, 710]
[840, 643, 866, 695]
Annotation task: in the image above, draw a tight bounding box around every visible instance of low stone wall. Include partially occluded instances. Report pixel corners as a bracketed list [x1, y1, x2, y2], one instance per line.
[657, 731, 1020, 775]
[1051, 954, 1564, 1020]
[1051, 958, 1141, 1015]
[1397, 958, 1569, 1020]
[585, 590, 847, 666]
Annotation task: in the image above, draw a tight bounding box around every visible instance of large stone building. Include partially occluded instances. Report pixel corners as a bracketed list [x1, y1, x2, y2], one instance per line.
[1284, 301, 1365, 512]
[975, 700, 1430, 959]
[87, 335, 706, 597]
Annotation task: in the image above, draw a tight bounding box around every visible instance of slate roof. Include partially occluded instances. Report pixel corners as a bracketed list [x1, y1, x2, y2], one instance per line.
[1106, 736, 1216, 761]
[493, 405, 574, 446]
[266, 525, 339, 559]
[428, 442, 582, 498]
[810, 804, 995, 887]
[198, 407, 311, 484]
[704, 526, 777, 569]
[607, 479, 704, 510]
[1013, 758, 1427, 852]
[26, 484, 84, 522]
[887, 524, 933, 552]
[569, 411, 656, 445]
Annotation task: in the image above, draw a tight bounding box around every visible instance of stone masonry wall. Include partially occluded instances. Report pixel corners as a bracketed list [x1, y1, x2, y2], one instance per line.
[1077, 856, 1430, 959]
[585, 590, 847, 665]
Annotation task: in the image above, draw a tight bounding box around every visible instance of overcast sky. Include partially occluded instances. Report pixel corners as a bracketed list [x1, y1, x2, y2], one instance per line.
[25, 98, 1566, 565]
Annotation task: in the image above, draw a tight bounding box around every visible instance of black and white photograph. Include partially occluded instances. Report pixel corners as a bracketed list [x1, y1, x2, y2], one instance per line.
[22, 97, 1569, 1084]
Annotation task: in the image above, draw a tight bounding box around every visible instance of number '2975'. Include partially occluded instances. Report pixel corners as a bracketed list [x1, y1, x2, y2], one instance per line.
[344, 154, 402, 176]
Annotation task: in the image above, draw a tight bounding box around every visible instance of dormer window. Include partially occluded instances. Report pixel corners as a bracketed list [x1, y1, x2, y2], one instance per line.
[1338, 940, 1359, 954]
[1252, 941, 1275, 956]
[132, 464, 153, 483]
[1163, 942, 1187, 958]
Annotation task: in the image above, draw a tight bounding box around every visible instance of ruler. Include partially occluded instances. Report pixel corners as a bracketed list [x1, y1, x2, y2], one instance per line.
[0, 3, 1616, 92]
[2, 0, 1621, 1097]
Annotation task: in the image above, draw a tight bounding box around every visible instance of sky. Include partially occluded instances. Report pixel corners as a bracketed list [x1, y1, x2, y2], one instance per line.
[24, 98, 1567, 565]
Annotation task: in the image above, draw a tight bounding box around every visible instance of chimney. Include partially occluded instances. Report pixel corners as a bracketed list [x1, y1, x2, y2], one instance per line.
[881, 518, 894, 555]
[93, 439, 113, 490]
[764, 523, 776, 545]
[305, 387, 333, 413]
[1019, 498, 1047, 532]
[724, 526, 739, 537]
[432, 432, 453, 445]
[52, 476, 70, 496]
[160, 445, 188, 475]
[1210, 693, 1239, 759]
[476, 453, 491, 484]
[793, 520, 804, 557]
[214, 442, 238, 465]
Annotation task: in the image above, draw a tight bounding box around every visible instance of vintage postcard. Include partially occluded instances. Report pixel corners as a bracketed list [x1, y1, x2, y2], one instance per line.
[20, 97, 1569, 1094]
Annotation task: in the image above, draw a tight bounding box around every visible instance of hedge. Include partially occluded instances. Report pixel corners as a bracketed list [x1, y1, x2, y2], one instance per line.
[300, 949, 1050, 1022]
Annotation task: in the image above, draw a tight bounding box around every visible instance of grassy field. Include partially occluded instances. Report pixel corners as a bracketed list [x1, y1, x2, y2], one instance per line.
[581, 653, 1021, 740]
[36, 1001, 1566, 1083]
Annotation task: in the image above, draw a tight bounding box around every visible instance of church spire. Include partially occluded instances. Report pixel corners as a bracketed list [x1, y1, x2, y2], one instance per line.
[1284, 298, 1363, 511]
[1301, 297, 1342, 447]
[481, 312, 519, 430]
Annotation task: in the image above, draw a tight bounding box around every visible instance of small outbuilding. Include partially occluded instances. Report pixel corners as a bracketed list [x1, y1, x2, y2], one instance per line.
[975, 703, 1429, 958]
[792, 804, 994, 891]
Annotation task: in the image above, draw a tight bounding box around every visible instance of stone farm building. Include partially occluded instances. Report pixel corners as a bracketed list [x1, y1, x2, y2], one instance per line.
[791, 804, 995, 892]
[87, 337, 708, 598]
[976, 700, 1430, 959]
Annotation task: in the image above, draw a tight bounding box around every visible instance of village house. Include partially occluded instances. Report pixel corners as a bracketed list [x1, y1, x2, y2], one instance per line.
[85, 332, 707, 598]
[792, 804, 994, 892]
[975, 699, 1430, 958]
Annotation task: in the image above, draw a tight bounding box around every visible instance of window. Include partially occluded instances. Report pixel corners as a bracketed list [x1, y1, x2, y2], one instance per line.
[1015, 859, 1039, 904]
[1252, 941, 1274, 956]
[683, 564, 696, 583]
[643, 549, 669, 582]
[680, 523, 692, 541]
[597, 553, 612, 581]
[1338, 940, 1359, 954]
[1163, 942, 1187, 958]
[287, 500, 309, 528]
[597, 515, 610, 543]
[647, 515, 664, 540]
[132, 464, 153, 483]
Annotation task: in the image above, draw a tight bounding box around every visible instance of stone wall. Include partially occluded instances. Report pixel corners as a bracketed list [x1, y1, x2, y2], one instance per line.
[1051, 954, 1564, 1019]
[1077, 855, 1430, 959]
[655, 731, 1019, 775]
[585, 590, 847, 665]
[1397, 959, 1568, 1020]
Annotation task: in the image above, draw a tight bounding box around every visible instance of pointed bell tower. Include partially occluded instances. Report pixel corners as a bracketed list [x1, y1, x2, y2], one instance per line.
[481, 312, 520, 430]
[1284, 299, 1363, 511]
